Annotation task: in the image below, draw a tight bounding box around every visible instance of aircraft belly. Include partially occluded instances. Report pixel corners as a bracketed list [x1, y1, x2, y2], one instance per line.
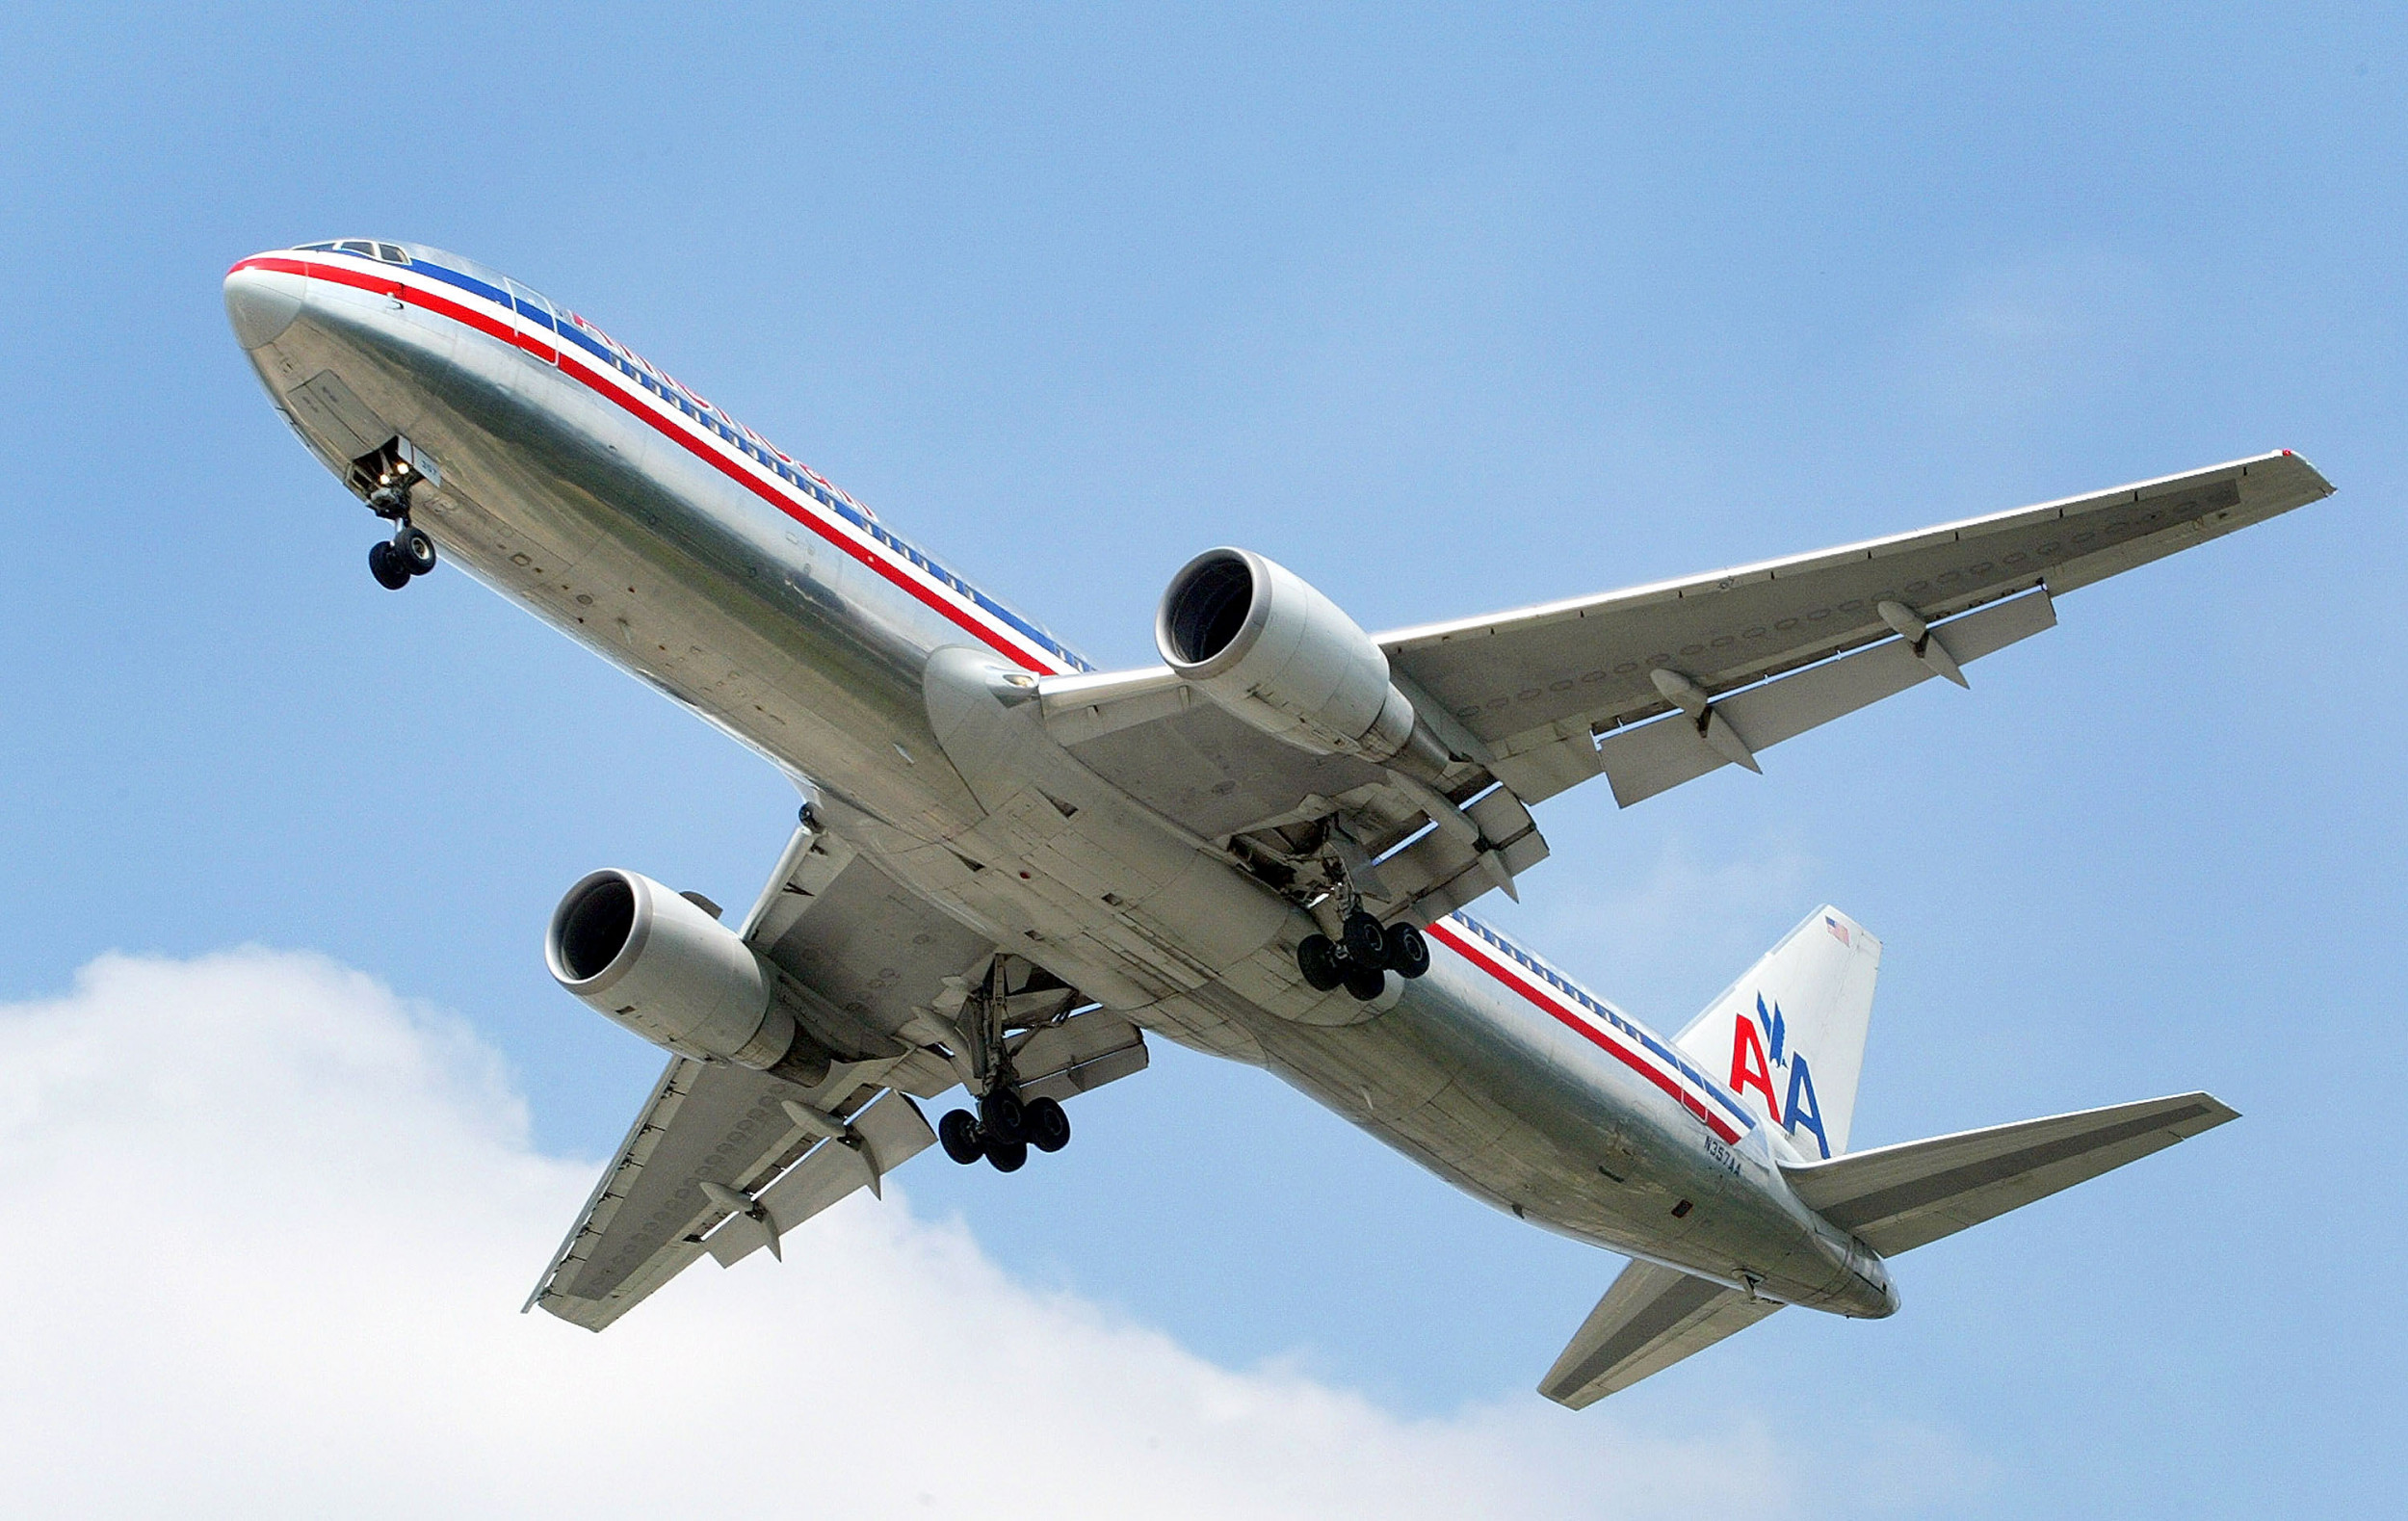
[1207, 957, 1862, 1303]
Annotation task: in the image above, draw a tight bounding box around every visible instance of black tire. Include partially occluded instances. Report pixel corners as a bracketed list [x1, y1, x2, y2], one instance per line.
[368, 539, 411, 590]
[1342, 909, 1389, 968]
[1342, 962, 1387, 1002]
[984, 1137, 1030, 1173]
[979, 1088, 1028, 1145]
[1025, 1095, 1071, 1153]
[395, 525, 437, 576]
[1384, 921, 1431, 980]
[938, 1108, 984, 1166]
[1296, 933, 1344, 991]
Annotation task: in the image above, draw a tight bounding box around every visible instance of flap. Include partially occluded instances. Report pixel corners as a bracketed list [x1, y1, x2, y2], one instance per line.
[1589, 587, 2055, 808]
[527, 1056, 842, 1329]
[704, 1091, 937, 1268]
[1008, 1007, 1150, 1104]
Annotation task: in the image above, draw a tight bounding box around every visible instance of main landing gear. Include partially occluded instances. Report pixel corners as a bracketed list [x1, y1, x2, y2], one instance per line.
[937, 958, 1075, 1172]
[938, 1090, 1071, 1173]
[1296, 908, 1430, 1002]
[358, 450, 436, 590]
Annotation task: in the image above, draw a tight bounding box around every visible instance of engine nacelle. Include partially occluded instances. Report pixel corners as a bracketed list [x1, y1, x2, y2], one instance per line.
[546, 868, 829, 1084]
[1156, 547, 1442, 770]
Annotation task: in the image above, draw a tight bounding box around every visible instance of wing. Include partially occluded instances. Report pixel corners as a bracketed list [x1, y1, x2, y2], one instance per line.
[1781, 1091, 2238, 1257]
[1380, 451, 2332, 805]
[525, 1057, 934, 1329]
[1050, 453, 2330, 927]
[1537, 1257, 1782, 1408]
[527, 813, 1147, 1330]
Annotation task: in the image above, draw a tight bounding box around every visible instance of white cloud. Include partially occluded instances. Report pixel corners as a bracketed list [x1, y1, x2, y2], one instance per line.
[0, 950, 1980, 1518]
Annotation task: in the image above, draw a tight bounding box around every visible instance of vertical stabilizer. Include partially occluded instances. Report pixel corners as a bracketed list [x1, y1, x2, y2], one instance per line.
[1675, 906, 1880, 1158]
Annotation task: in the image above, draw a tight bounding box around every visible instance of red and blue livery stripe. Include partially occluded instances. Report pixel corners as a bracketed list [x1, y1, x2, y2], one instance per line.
[230, 249, 1086, 677]
[1430, 914, 1754, 1143]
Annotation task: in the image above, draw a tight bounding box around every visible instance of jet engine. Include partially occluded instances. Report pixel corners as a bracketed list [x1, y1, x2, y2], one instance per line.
[1155, 547, 1447, 772]
[546, 868, 831, 1085]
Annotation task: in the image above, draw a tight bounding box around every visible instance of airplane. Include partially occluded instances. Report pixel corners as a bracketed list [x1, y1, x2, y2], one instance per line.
[222, 238, 2326, 1404]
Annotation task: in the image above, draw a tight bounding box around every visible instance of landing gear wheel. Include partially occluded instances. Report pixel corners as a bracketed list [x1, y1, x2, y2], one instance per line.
[1342, 962, 1388, 1002]
[1025, 1095, 1071, 1153]
[1342, 909, 1389, 969]
[367, 538, 411, 590]
[1296, 933, 1344, 991]
[983, 1137, 1030, 1173]
[1384, 921, 1430, 980]
[395, 524, 437, 576]
[979, 1088, 1028, 1145]
[938, 1108, 984, 1166]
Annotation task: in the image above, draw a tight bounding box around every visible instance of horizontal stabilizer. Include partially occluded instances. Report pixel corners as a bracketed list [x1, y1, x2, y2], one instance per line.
[1783, 1092, 2238, 1256]
[1538, 1258, 1781, 1408]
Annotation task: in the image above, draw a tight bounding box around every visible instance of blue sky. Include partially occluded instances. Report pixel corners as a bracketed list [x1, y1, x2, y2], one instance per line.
[2, 4, 2399, 1514]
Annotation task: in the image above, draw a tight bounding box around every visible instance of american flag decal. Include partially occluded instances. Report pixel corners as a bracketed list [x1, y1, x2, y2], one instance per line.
[1825, 915, 1850, 946]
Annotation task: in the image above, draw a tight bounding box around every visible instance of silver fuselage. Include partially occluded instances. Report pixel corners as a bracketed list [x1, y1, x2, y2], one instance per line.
[224, 244, 1895, 1319]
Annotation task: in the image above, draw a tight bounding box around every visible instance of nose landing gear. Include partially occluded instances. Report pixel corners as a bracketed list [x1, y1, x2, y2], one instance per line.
[364, 494, 437, 591]
[352, 438, 438, 590]
[366, 522, 436, 590]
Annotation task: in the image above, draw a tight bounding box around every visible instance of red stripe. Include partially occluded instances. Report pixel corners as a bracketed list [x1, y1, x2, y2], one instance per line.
[549, 350, 1041, 669]
[233, 256, 1053, 672]
[1426, 921, 1742, 1143]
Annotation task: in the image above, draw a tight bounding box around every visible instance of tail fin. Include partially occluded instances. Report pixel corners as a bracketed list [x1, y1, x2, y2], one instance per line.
[1676, 905, 1880, 1159]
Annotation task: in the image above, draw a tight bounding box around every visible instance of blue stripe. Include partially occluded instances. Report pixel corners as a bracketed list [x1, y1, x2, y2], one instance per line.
[397, 249, 1090, 672]
[1452, 912, 1756, 1129]
[409, 257, 511, 310]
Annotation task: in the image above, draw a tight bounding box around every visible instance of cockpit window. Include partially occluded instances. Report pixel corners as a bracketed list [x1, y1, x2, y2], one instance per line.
[297, 239, 410, 265]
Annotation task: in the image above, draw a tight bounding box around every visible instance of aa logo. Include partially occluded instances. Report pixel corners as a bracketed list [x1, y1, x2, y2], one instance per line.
[1726, 993, 1831, 1158]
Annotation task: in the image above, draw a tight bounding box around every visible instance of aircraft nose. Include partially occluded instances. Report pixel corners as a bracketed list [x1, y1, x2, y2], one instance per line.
[223, 261, 303, 349]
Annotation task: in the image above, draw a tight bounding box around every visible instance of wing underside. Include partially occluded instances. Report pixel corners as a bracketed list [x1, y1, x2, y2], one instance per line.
[1050, 452, 2331, 931]
[528, 816, 1146, 1330]
[1382, 451, 2331, 800]
[528, 1057, 929, 1330]
[1538, 1257, 1781, 1408]
[1782, 1091, 2238, 1257]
